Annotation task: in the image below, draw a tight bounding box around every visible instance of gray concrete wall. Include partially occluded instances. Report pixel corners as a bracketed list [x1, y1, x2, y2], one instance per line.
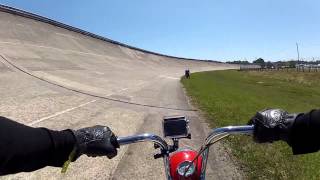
[0, 6, 237, 100]
[0, 6, 241, 180]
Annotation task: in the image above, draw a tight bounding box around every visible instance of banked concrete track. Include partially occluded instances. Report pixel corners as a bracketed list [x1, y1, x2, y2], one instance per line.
[0, 5, 241, 180]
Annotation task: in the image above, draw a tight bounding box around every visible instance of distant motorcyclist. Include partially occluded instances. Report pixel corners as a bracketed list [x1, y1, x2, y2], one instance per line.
[249, 109, 320, 155]
[0, 116, 119, 175]
[185, 69, 190, 79]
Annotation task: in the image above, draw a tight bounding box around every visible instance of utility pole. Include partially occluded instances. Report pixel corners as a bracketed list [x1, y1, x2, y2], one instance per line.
[296, 43, 300, 64]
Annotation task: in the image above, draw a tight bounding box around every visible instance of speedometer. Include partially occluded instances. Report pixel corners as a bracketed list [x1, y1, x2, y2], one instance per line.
[177, 161, 195, 177]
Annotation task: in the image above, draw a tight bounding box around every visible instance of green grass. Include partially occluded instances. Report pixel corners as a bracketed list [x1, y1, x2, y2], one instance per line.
[181, 70, 320, 179]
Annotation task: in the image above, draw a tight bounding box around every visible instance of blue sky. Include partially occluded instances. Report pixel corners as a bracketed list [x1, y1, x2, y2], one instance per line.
[1, 0, 319, 62]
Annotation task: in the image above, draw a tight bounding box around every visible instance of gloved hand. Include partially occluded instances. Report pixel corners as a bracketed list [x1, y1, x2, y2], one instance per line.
[248, 109, 297, 143]
[73, 125, 119, 159]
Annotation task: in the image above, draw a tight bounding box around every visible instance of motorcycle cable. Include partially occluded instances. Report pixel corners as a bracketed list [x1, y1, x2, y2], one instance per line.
[183, 133, 230, 177]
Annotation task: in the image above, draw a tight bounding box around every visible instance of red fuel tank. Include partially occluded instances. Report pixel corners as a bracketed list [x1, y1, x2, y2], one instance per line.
[169, 148, 203, 180]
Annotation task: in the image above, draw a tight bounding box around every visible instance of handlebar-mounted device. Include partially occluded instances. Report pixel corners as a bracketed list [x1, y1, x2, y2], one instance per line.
[163, 115, 191, 139]
[154, 116, 191, 159]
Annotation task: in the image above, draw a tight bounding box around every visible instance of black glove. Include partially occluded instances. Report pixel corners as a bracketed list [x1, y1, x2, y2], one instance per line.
[72, 125, 119, 159]
[248, 109, 297, 143]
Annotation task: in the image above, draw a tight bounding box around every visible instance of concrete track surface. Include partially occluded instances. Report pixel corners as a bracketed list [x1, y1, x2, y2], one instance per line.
[0, 9, 242, 180]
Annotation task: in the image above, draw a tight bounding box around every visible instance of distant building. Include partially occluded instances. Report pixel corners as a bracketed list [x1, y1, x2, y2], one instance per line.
[240, 64, 261, 70]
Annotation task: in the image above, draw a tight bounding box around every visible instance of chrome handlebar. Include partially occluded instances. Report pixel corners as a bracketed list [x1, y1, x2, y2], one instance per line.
[117, 125, 254, 180]
[117, 133, 169, 150]
[117, 125, 254, 150]
[205, 125, 254, 145]
[210, 125, 254, 135]
[117, 133, 171, 180]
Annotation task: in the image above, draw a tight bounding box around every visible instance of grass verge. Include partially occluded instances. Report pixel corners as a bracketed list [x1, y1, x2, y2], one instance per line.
[181, 70, 320, 179]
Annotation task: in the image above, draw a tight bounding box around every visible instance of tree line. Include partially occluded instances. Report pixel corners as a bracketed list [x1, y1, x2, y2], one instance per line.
[227, 58, 320, 69]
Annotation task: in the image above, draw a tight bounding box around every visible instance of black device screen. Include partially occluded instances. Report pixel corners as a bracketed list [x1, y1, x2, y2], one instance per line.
[163, 118, 188, 138]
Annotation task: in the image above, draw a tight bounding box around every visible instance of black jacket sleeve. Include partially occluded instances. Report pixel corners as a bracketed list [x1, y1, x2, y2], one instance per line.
[0, 116, 76, 175]
[290, 109, 320, 155]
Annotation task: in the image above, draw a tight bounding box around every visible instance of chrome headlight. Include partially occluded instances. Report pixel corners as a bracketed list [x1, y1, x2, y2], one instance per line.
[177, 161, 195, 177]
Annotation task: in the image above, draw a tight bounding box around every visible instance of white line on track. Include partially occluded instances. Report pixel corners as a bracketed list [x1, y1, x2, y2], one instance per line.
[119, 87, 128, 91]
[159, 75, 179, 80]
[136, 82, 146, 86]
[94, 71, 105, 75]
[28, 99, 97, 126]
[27, 83, 145, 126]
